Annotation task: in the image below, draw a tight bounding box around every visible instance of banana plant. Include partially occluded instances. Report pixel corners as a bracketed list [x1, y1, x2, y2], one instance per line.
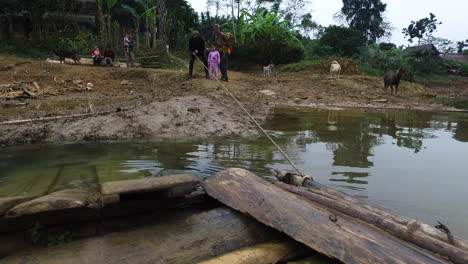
[138, 0, 158, 49]
[97, 0, 120, 43]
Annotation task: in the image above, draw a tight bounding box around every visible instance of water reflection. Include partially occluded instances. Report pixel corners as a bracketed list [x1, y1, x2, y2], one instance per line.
[1, 107, 468, 238]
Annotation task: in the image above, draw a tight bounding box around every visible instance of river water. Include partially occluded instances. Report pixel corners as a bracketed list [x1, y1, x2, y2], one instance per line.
[1, 107, 467, 238]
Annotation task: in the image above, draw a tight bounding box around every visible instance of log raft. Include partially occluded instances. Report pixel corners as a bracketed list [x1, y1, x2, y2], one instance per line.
[202, 168, 468, 264]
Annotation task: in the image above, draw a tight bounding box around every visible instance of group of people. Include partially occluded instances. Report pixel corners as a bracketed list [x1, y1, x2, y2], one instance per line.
[89, 25, 231, 75]
[189, 24, 233, 81]
[90, 34, 136, 68]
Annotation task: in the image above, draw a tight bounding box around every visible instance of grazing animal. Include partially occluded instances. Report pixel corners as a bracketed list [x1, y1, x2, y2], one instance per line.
[263, 63, 274, 77]
[384, 68, 405, 95]
[330, 61, 341, 79]
[53, 49, 81, 64]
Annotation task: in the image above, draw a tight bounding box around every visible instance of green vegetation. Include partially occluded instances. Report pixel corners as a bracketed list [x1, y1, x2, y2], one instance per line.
[461, 65, 468, 77]
[402, 13, 442, 45]
[319, 26, 366, 57]
[0, 0, 466, 82]
[27, 222, 45, 244]
[279, 59, 323, 72]
[47, 231, 73, 247]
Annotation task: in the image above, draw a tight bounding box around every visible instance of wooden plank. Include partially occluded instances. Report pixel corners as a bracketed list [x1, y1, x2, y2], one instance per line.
[202, 168, 449, 264]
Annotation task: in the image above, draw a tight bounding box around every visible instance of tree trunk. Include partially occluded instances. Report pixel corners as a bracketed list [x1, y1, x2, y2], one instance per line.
[157, 0, 168, 52]
[145, 16, 151, 49]
[98, 11, 107, 44]
[275, 182, 468, 264]
[274, 170, 468, 253]
[202, 168, 451, 264]
[231, 0, 237, 43]
[134, 20, 140, 52]
[152, 8, 157, 49]
[106, 15, 112, 44]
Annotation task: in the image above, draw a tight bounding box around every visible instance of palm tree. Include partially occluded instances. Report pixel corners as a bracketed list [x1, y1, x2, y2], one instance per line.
[157, 0, 168, 52]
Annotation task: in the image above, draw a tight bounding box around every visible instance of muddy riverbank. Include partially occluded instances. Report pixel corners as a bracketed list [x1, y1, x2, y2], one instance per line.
[0, 56, 464, 146]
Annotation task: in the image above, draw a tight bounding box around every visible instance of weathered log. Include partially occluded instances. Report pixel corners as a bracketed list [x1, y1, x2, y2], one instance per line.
[275, 182, 468, 264]
[275, 170, 468, 252]
[195, 241, 311, 264]
[0, 112, 111, 125]
[100, 174, 199, 196]
[202, 168, 449, 264]
[0, 207, 284, 264]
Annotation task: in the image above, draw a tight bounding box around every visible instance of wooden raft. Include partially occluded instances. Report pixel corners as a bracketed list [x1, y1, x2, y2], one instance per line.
[202, 168, 457, 264]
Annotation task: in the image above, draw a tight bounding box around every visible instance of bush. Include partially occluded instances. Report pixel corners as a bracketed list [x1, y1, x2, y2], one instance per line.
[237, 11, 305, 64]
[303, 39, 334, 59]
[379, 42, 397, 51]
[319, 26, 366, 57]
[358, 44, 404, 77]
[270, 33, 305, 64]
[461, 64, 468, 77]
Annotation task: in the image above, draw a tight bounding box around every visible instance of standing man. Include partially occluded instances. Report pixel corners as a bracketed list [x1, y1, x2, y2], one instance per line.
[124, 34, 135, 68]
[213, 24, 233, 82]
[188, 31, 209, 79]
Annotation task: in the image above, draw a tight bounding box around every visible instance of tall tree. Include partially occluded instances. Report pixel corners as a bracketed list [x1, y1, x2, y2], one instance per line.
[402, 13, 442, 45]
[341, 0, 387, 43]
[456, 40, 468, 54]
[157, 0, 168, 52]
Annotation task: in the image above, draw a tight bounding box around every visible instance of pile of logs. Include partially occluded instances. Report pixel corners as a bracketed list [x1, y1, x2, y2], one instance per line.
[202, 168, 468, 264]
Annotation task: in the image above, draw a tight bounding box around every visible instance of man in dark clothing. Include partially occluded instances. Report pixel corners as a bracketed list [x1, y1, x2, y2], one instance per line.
[103, 45, 115, 67]
[189, 31, 209, 78]
[213, 24, 233, 82]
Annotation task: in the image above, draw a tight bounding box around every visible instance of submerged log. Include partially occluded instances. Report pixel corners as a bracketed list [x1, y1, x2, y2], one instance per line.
[275, 170, 468, 252]
[195, 241, 311, 264]
[1, 207, 283, 264]
[202, 168, 449, 264]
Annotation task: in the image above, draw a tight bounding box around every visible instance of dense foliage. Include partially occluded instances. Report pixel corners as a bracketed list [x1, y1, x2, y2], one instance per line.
[0, 0, 466, 82]
[402, 13, 442, 45]
[319, 26, 366, 57]
[341, 0, 387, 43]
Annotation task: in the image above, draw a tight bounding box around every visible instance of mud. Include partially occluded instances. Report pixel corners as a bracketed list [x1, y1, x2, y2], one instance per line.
[0, 56, 465, 146]
[0, 96, 259, 145]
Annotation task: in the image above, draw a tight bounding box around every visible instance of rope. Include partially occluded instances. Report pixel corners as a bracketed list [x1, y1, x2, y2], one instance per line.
[193, 54, 311, 179]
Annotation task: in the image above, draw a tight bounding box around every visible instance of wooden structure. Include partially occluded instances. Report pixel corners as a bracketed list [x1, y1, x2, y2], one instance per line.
[203, 168, 468, 264]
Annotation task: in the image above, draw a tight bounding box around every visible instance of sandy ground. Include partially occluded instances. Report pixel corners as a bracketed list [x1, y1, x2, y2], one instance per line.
[0, 56, 465, 146]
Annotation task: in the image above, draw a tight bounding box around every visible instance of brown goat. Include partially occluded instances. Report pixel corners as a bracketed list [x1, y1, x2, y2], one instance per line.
[384, 68, 405, 95]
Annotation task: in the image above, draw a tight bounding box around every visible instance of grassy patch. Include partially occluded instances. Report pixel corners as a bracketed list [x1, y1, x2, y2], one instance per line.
[413, 74, 462, 86]
[279, 59, 323, 72]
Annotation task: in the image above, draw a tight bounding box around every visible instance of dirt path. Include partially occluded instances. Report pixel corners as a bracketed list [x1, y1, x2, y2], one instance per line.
[0, 57, 463, 146]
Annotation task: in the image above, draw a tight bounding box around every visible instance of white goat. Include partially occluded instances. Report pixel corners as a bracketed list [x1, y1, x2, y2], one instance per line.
[330, 61, 341, 79]
[263, 63, 274, 77]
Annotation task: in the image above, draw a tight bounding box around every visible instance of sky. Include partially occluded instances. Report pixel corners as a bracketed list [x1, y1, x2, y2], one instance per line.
[186, 0, 468, 46]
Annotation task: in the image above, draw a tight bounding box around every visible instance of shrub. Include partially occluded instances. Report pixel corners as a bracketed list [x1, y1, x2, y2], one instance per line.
[319, 26, 366, 57]
[303, 39, 334, 59]
[461, 64, 468, 77]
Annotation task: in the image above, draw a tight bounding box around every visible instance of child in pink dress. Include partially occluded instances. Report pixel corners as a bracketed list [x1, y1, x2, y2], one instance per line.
[208, 45, 221, 80]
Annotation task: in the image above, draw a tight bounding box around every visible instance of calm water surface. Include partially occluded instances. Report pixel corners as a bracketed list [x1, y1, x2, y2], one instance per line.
[1, 107, 467, 238]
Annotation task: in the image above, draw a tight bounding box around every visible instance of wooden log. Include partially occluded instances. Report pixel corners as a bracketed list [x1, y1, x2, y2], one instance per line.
[275, 170, 468, 252]
[195, 241, 311, 264]
[100, 174, 199, 196]
[1, 207, 284, 264]
[275, 182, 468, 264]
[202, 168, 449, 264]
